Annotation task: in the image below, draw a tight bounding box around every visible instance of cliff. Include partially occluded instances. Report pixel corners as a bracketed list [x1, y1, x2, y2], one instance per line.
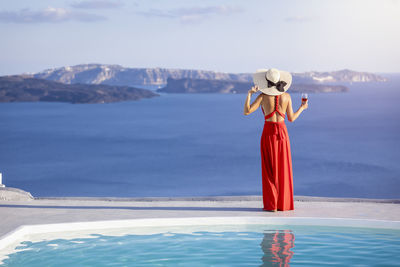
[22, 63, 387, 87]
[157, 78, 349, 94]
[292, 69, 388, 83]
[25, 63, 251, 87]
[0, 75, 159, 104]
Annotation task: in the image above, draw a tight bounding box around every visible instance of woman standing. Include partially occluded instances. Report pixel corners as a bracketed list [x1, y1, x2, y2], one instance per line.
[244, 68, 308, 212]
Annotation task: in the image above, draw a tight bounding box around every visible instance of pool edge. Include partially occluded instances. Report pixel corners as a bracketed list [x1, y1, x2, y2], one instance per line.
[1, 216, 399, 252]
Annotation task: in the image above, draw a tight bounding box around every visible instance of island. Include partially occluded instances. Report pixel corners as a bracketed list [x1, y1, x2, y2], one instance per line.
[4, 64, 386, 100]
[157, 77, 349, 94]
[24, 63, 387, 88]
[0, 75, 159, 104]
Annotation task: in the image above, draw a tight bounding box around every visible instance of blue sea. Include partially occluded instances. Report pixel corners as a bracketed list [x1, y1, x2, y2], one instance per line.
[1, 75, 399, 198]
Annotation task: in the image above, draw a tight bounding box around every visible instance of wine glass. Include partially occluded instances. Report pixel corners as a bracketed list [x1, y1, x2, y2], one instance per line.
[301, 93, 308, 104]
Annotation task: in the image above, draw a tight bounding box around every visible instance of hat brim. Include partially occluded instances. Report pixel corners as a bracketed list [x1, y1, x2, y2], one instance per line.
[253, 69, 292, 96]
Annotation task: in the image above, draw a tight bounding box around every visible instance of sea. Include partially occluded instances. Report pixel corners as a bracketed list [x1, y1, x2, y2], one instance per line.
[0, 74, 399, 198]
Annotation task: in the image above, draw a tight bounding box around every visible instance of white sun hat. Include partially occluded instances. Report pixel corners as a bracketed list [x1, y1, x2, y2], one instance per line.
[253, 68, 292, 96]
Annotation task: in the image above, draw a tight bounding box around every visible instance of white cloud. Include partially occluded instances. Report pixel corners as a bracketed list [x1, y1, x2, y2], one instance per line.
[70, 0, 124, 9]
[0, 6, 107, 23]
[138, 5, 244, 24]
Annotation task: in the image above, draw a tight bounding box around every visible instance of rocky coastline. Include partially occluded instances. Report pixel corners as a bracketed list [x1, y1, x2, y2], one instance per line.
[0, 64, 388, 103]
[0, 75, 159, 104]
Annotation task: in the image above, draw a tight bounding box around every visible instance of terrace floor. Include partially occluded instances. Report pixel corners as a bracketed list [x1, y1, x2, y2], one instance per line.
[1, 195, 399, 239]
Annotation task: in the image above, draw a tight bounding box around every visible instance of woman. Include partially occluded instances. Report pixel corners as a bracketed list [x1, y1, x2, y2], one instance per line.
[243, 68, 308, 212]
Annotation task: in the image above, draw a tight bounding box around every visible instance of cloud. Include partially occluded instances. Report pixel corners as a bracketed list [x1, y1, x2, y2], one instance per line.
[70, 0, 124, 9]
[285, 16, 315, 23]
[0, 6, 107, 23]
[138, 5, 244, 23]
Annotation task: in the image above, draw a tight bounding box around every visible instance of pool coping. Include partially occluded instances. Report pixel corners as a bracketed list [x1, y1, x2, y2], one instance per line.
[1, 216, 400, 252]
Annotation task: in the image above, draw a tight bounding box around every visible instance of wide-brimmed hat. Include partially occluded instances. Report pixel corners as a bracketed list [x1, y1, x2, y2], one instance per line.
[253, 68, 292, 96]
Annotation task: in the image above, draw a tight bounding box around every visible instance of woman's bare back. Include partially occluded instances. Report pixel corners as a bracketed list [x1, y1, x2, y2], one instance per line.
[244, 87, 307, 122]
[261, 93, 290, 122]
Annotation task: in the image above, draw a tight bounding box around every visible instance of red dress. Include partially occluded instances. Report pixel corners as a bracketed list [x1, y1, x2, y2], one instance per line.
[260, 95, 294, 211]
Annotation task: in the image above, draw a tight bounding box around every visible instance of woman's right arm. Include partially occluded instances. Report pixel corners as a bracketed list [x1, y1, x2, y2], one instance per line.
[286, 94, 308, 122]
[243, 86, 262, 115]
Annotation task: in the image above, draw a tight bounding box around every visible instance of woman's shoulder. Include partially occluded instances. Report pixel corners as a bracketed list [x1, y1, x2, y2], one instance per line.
[281, 92, 291, 99]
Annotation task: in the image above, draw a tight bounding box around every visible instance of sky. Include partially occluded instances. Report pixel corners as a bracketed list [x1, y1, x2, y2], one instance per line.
[0, 0, 399, 76]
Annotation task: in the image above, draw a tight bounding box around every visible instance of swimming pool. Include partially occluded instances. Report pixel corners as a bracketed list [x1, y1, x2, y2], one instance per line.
[1, 217, 400, 266]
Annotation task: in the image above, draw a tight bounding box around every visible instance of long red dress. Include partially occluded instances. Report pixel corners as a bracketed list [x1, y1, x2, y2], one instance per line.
[260, 95, 294, 211]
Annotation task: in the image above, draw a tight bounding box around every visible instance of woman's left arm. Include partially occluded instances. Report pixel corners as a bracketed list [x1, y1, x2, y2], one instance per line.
[244, 86, 262, 115]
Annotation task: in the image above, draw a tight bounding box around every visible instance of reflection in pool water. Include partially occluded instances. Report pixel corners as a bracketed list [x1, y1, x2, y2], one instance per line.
[260, 230, 295, 266]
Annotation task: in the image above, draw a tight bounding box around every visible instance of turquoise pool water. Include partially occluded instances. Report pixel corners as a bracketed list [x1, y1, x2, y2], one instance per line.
[2, 224, 400, 266]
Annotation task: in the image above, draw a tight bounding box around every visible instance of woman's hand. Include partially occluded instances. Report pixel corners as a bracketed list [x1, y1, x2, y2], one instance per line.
[248, 85, 259, 94]
[301, 100, 308, 110]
